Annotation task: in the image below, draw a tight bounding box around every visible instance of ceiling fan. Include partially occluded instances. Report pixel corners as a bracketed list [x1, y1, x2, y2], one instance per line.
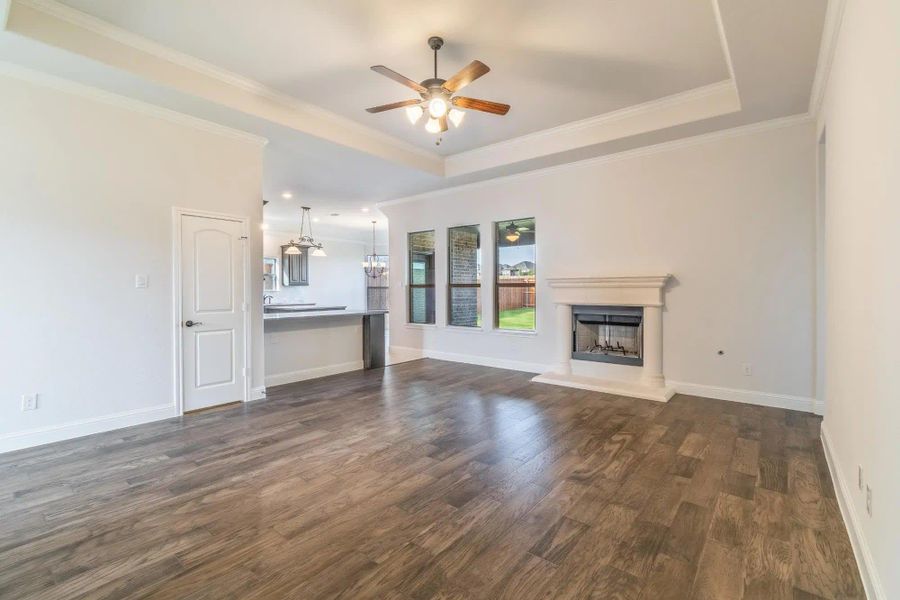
[366, 36, 510, 136]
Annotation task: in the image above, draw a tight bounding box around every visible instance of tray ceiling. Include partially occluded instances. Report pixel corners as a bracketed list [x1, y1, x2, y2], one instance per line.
[55, 0, 732, 155]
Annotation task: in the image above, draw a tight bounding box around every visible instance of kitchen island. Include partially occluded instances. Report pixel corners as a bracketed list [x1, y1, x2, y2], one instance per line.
[263, 308, 387, 387]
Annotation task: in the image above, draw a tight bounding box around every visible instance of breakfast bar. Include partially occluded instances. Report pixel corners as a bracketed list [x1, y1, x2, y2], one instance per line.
[263, 307, 387, 387]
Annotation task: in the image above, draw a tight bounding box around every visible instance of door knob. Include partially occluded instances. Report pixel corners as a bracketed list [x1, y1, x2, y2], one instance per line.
[184, 320, 203, 327]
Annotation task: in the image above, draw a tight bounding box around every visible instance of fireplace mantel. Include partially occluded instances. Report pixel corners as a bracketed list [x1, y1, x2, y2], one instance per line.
[533, 274, 675, 402]
[545, 275, 670, 306]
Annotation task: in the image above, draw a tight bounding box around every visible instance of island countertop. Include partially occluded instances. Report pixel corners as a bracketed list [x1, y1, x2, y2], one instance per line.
[263, 309, 388, 321]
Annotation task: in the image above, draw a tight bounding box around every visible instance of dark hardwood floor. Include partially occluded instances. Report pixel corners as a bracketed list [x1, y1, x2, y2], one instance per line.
[0, 359, 863, 599]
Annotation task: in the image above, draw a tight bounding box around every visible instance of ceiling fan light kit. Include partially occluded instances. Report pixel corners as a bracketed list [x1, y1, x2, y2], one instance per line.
[366, 36, 510, 142]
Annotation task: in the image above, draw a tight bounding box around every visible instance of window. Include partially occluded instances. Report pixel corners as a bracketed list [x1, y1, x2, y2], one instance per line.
[495, 218, 536, 330]
[408, 230, 435, 324]
[448, 225, 481, 327]
[365, 255, 389, 311]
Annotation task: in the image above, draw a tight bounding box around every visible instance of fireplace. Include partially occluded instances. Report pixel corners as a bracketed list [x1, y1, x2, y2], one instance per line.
[572, 305, 643, 366]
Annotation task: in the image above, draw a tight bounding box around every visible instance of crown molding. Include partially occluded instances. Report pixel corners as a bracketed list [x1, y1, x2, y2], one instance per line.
[6, 0, 751, 182]
[0, 0, 10, 29]
[444, 79, 741, 177]
[0, 61, 270, 146]
[8, 0, 444, 175]
[711, 0, 736, 82]
[809, 0, 847, 116]
[379, 113, 813, 209]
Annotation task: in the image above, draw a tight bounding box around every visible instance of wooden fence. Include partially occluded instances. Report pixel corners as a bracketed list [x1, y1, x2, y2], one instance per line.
[498, 277, 536, 312]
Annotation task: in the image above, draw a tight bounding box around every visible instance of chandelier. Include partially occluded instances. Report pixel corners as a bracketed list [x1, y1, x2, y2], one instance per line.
[285, 206, 326, 257]
[362, 220, 386, 278]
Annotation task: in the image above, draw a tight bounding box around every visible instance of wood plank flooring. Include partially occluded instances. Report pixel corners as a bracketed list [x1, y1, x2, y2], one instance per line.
[0, 359, 864, 599]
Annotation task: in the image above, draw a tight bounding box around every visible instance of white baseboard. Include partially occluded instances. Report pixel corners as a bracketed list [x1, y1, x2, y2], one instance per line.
[390, 345, 547, 374]
[425, 349, 547, 374]
[0, 403, 177, 454]
[812, 397, 826, 416]
[668, 380, 817, 413]
[820, 424, 885, 600]
[265, 360, 364, 387]
[387, 345, 427, 365]
[248, 386, 267, 401]
[394, 347, 820, 412]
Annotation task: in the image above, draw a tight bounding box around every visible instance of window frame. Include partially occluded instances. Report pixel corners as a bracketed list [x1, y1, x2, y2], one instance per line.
[494, 218, 536, 331]
[407, 230, 436, 325]
[447, 224, 482, 328]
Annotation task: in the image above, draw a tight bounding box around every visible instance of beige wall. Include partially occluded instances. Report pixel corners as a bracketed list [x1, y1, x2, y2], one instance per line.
[817, 0, 900, 597]
[0, 70, 265, 451]
[382, 120, 817, 408]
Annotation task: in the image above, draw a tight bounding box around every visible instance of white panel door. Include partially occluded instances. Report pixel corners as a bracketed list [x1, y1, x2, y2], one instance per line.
[181, 214, 246, 412]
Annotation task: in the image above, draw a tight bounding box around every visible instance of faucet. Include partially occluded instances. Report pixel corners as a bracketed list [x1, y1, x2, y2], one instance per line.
[263, 295, 274, 305]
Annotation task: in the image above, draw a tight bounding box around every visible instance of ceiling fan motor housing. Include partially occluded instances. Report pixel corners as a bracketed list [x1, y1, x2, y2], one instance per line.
[420, 78, 449, 100]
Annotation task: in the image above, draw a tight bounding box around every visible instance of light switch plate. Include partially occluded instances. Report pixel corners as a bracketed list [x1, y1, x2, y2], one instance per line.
[135, 274, 149, 289]
[21, 394, 38, 411]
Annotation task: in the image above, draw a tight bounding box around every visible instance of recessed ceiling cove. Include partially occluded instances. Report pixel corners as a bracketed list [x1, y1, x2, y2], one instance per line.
[50, 0, 731, 155]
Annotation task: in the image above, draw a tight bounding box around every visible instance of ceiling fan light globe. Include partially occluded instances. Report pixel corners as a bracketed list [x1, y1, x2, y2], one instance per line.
[425, 117, 441, 134]
[428, 97, 448, 118]
[405, 105, 423, 124]
[505, 232, 520, 243]
[448, 109, 465, 127]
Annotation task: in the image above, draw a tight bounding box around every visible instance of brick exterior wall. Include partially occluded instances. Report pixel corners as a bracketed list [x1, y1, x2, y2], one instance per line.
[449, 227, 479, 327]
[408, 231, 435, 323]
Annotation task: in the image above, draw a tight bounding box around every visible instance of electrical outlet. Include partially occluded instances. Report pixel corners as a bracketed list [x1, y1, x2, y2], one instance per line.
[866, 485, 873, 517]
[742, 363, 753, 376]
[21, 394, 38, 411]
[858, 465, 864, 490]
[134, 274, 148, 289]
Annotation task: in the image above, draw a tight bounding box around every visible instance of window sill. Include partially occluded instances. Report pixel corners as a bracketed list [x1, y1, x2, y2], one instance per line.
[490, 328, 539, 337]
[445, 325, 486, 333]
[405, 323, 437, 330]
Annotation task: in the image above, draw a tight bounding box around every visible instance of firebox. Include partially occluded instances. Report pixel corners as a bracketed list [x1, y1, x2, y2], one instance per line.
[572, 305, 643, 366]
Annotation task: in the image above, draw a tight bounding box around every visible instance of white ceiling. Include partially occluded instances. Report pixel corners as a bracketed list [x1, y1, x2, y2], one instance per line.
[53, 0, 732, 156]
[0, 0, 828, 232]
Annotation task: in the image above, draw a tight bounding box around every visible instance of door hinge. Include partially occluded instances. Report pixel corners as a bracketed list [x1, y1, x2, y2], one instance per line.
[240, 235, 248, 240]
[242, 302, 249, 312]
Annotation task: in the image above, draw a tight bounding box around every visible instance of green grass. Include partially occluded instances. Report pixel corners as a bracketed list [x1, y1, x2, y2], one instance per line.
[498, 307, 535, 330]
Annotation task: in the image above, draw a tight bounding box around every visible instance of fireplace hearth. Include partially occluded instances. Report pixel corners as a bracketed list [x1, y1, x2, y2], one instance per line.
[573, 305, 643, 366]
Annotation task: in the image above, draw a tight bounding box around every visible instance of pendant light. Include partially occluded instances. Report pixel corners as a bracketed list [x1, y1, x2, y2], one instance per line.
[285, 206, 326, 257]
[504, 222, 520, 243]
[362, 220, 386, 278]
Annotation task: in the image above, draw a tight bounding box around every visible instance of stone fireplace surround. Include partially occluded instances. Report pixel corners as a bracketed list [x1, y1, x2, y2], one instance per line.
[532, 275, 674, 402]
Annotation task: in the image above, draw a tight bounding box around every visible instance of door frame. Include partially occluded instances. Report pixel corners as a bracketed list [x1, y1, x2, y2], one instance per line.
[172, 207, 251, 416]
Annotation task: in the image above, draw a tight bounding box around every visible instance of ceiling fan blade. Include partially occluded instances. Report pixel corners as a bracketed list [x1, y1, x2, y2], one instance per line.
[442, 60, 490, 93]
[365, 99, 422, 114]
[451, 96, 510, 115]
[439, 115, 448, 133]
[370, 65, 427, 94]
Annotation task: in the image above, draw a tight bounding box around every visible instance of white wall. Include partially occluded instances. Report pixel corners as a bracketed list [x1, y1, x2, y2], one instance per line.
[817, 0, 899, 597]
[0, 69, 265, 452]
[265, 317, 364, 386]
[263, 231, 367, 309]
[381, 120, 817, 408]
